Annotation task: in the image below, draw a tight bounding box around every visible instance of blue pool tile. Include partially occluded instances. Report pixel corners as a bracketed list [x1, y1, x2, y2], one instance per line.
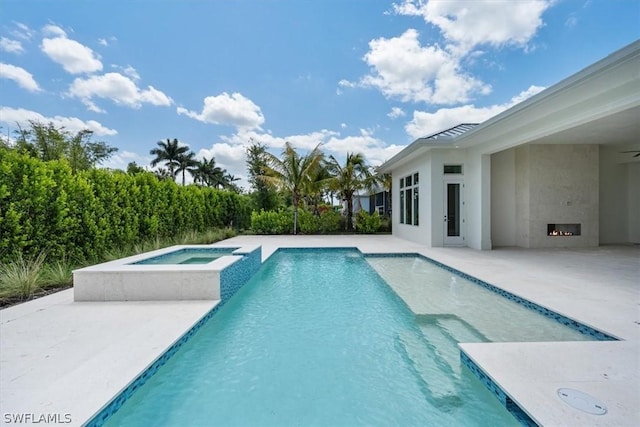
[85, 246, 261, 427]
[461, 352, 538, 427]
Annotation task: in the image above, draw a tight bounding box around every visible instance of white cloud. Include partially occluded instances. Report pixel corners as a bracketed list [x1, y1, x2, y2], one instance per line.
[220, 129, 338, 152]
[338, 79, 357, 88]
[110, 64, 140, 80]
[347, 1, 552, 106]
[101, 150, 151, 171]
[68, 72, 173, 112]
[12, 22, 35, 41]
[405, 85, 545, 138]
[0, 37, 24, 54]
[0, 63, 40, 92]
[392, 0, 552, 52]
[324, 128, 404, 165]
[41, 26, 103, 74]
[340, 123, 347, 129]
[177, 92, 265, 131]
[98, 38, 108, 46]
[0, 106, 118, 136]
[359, 29, 490, 104]
[42, 24, 68, 37]
[122, 65, 140, 80]
[387, 107, 406, 119]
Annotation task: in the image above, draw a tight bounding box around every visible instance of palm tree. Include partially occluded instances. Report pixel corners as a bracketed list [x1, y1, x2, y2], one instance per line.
[176, 151, 198, 185]
[303, 162, 332, 216]
[191, 156, 213, 186]
[325, 152, 374, 231]
[374, 167, 392, 216]
[260, 142, 324, 234]
[150, 138, 189, 179]
[223, 173, 241, 192]
[153, 167, 173, 181]
[209, 166, 227, 189]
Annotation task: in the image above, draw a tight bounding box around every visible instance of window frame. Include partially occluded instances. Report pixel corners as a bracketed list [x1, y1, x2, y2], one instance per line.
[399, 172, 419, 226]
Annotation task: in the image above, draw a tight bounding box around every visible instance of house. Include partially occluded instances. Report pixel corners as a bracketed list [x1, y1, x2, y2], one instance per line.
[378, 40, 640, 249]
[343, 187, 391, 216]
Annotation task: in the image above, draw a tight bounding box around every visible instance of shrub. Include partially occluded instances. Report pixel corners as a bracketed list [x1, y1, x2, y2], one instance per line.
[355, 211, 382, 234]
[251, 210, 294, 234]
[298, 210, 320, 234]
[318, 210, 342, 233]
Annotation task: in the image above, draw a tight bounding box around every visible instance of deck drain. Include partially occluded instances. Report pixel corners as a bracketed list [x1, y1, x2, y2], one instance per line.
[557, 388, 607, 415]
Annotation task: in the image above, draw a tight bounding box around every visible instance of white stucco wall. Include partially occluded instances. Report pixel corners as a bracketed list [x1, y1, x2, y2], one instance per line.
[515, 146, 531, 247]
[628, 163, 640, 243]
[392, 154, 431, 246]
[462, 149, 491, 250]
[599, 146, 629, 244]
[491, 148, 517, 247]
[430, 149, 469, 247]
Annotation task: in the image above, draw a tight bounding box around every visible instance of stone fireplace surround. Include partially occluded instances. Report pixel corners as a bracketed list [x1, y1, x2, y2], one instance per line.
[515, 144, 599, 248]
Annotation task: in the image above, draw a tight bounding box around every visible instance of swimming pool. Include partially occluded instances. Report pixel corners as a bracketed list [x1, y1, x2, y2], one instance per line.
[89, 248, 613, 426]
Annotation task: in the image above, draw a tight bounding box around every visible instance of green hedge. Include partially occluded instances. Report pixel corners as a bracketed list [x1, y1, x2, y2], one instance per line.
[251, 208, 344, 234]
[0, 149, 251, 261]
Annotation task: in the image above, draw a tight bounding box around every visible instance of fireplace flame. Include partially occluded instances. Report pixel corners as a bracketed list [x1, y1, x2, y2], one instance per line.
[549, 230, 574, 236]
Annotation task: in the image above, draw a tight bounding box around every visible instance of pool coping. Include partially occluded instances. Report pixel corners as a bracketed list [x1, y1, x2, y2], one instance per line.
[72, 244, 260, 301]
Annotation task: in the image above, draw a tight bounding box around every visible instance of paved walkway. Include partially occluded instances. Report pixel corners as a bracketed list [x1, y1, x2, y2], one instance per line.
[1, 235, 638, 426]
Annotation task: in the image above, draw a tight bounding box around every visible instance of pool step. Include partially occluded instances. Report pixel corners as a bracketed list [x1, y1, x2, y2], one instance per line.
[418, 315, 488, 376]
[395, 330, 460, 407]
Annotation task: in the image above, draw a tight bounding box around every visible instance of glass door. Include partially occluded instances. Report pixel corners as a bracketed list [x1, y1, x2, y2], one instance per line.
[444, 180, 464, 245]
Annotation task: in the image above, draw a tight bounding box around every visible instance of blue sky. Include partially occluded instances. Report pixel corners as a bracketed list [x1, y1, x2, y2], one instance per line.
[1, 0, 638, 187]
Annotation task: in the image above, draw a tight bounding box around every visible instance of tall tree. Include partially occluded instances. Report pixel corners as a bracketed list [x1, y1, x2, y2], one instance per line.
[176, 151, 198, 185]
[149, 138, 189, 179]
[325, 152, 374, 230]
[260, 142, 324, 234]
[154, 168, 173, 181]
[223, 173, 241, 193]
[374, 167, 392, 216]
[303, 162, 332, 216]
[126, 161, 146, 175]
[190, 156, 224, 188]
[12, 121, 117, 171]
[246, 140, 278, 211]
[191, 157, 214, 186]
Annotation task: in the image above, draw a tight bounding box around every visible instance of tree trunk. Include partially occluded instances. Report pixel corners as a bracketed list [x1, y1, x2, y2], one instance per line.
[346, 196, 354, 231]
[293, 193, 299, 235]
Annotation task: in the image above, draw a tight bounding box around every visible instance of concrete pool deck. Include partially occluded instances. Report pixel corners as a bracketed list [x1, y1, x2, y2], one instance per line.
[1, 235, 638, 426]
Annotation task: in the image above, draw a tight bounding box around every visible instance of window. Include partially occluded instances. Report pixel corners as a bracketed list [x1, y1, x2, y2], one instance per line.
[444, 164, 463, 174]
[399, 172, 418, 225]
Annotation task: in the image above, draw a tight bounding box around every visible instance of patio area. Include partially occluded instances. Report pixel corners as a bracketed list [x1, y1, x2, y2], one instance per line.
[1, 235, 638, 426]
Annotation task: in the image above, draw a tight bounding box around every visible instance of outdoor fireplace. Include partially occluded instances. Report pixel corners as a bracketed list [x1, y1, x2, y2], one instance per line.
[547, 223, 581, 236]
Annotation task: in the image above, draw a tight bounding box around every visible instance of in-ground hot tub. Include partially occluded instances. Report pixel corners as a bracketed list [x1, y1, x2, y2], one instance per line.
[130, 247, 240, 265]
[73, 245, 261, 302]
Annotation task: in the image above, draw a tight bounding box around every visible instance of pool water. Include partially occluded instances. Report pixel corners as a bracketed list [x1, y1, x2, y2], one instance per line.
[131, 248, 238, 265]
[366, 256, 592, 343]
[105, 249, 524, 426]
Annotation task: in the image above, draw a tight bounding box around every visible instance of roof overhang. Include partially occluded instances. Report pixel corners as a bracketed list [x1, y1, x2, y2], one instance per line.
[379, 40, 640, 173]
